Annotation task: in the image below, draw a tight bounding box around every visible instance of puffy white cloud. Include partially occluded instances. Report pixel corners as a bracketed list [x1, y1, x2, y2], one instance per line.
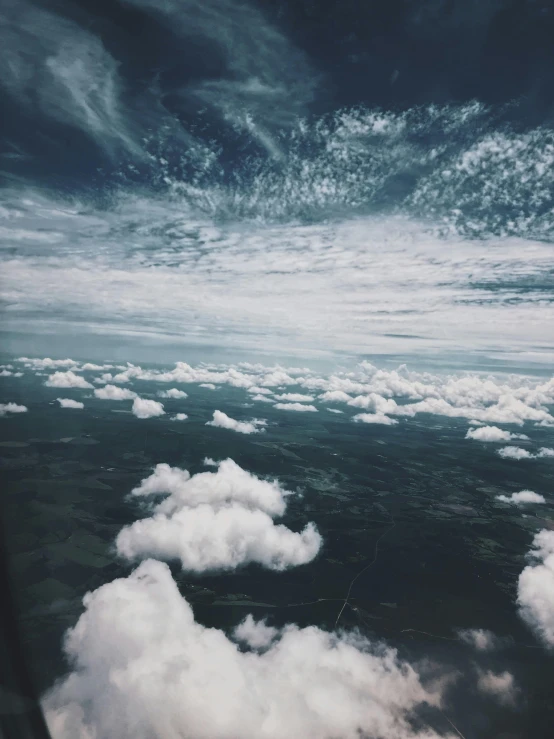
[319, 390, 353, 403]
[56, 398, 84, 409]
[495, 490, 546, 505]
[170, 413, 188, 421]
[275, 393, 315, 403]
[43, 559, 449, 739]
[207, 410, 266, 434]
[247, 386, 273, 395]
[158, 388, 188, 399]
[233, 614, 278, 650]
[94, 384, 137, 400]
[251, 394, 276, 403]
[497, 446, 554, 460]
[203, 457, 218, 467]
[353, 413, 398, 426]
[117, 460, 320, 572]
[476, 670, 517, 706]
[0, 402, 28, 417]
[80, 363, 107, 371]
[130, 459, 288, 517]
[274, 402, 317, 412]
[131, 398, 165, 419]
[200, 383, 217, 390]
[497, 447, 531, 460]
[457, 629, 498, 652]
[45, 371, 92, 389]
[0, 369, 13, 377]
[517, 530, 554, 648]
[465, 426, 528, 442]
[19, 357, 77, 370]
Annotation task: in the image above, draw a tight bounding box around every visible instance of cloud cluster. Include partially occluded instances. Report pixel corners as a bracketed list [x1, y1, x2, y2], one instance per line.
[275, 393, 314, 403]
[207, 410, 266, 434]
[497, 446, 554, 460]
[465, 426, 528, 442]
[45, 371, 92, 389]
[495, 490, 546, 505]
[158, 388, 188, 398]
[0, 402, 27, 417]
[94, 384, 137, 401]
[116, 459, 320, 572]
[517, 530, 554, 648]
[131, 398, 165, 419]
[43, 559, 449, 739]
[56, 398, 84, 409]
[274, 402, 317, 412]
[19, 357, 76, 370]
[354, 412, 398, 426]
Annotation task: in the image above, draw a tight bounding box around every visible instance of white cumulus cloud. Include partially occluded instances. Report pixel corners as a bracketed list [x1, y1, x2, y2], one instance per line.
[275, 393, 315, 403]
[56, 398, 84, 409]
[517, 529, 554, 648]
[94, 384, 137, 400]
[274, 402, 317, 412]
[158, 388, 188, 399]
[116, 459, 320, 572]
[495, 490, 546, 505]
[45, 371, 92, 389]
[170, 413, 188, 421]
[497, 447, 532, 460]
[131, 398, 165, 419]
[43, 559, 449, 739]
[353, 413, 398, 425]
[207, 410, 266, 434]
[0, 402, 28, 417]
[465, 426, 528, 442]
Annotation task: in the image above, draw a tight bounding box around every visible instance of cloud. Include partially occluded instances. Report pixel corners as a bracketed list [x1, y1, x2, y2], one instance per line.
[497, 446, 554, 460]
[56, 398, 84, 409]
[495, 490, 546, 505]
[0, 403, 28, 417]
[80, 363, 107, 371]
[320, 390, 353, 403]
[251, 394, 276, 403]
[233, 614, 278, 650]
[247, 386, 273, 395]
[274, 402, 317, 412]
[497, 447, 531, 460]
[476, 670, 517, 706]
[200, 383, 217, 390]
[43, 559, 449, 739]
[0, 370, 13, 377]
[457, 629, 499, 652]
[465, 426, 528, 442]
[353, 413, 398, 426]
[158, 388, 188, 399]
[275, 393, 315, 403]
[203, 457, 218, 467]
[170, 413, 188, 421]
[18, 357, 76, 370]
[517, 529, 554, 648]
[94, 385, 137, 401]
[327, 408, 344, 413]
[116, 459, 320, 572]
[0, 0, 141, 156]
[45, 371, 92, 389]
[131, 398, 165, 419]
[207, 410, 266, 434]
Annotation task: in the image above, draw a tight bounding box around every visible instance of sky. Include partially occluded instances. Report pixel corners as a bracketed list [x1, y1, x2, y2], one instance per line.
[0, 0, 553, 369]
